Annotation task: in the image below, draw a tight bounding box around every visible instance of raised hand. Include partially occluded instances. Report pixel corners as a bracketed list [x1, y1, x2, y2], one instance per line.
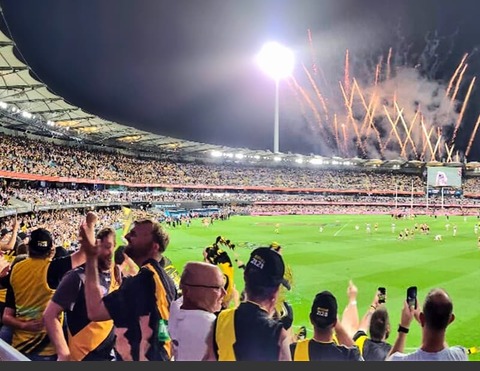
[11, 215, 19, 231]
[347, 279, 358, 302]
[78, 211, 98, 256]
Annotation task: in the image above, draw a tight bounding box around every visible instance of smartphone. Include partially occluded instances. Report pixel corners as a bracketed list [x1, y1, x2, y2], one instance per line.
[378, 287, 386, 304]
[406, 286, 417, 309]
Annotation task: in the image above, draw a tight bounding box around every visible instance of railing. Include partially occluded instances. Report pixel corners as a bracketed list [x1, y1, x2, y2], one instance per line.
[0, 339, 30, 361]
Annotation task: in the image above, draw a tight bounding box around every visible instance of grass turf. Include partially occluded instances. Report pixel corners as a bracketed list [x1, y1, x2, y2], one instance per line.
[116, 213, 480, 360]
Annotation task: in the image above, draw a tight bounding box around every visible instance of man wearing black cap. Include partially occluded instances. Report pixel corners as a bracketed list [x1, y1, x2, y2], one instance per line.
[290, 291, 364, 361]
[203, 247, 292, 361]
[2, 218, 89, 361]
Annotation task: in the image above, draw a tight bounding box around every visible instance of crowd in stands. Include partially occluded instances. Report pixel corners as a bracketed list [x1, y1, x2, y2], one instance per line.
[0, 208, 146, 252]
[0, 133, 430, 191]
[0, 132, 477, 361]
[0, 211, 469, 361]
[1, 184, 480, 219]
[0, 135, 480, 361]
[4, 186, 475, 206]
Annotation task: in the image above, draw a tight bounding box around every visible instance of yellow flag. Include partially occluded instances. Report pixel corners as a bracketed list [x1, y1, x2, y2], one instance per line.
[121, 206, 133, 238]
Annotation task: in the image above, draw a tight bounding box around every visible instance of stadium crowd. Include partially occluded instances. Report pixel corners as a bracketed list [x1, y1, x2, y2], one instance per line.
[0, 132, 477, 361]
[0, 133, 429, 191]
[0, 211, 470, 361]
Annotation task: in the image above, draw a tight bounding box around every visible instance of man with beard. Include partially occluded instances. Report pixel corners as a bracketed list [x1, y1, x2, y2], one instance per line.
[81, 218, 178, 361]
[43, 227, 120, 361]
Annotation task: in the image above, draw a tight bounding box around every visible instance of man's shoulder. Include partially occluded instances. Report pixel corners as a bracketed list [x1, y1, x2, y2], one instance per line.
[353, 329, 367, 341]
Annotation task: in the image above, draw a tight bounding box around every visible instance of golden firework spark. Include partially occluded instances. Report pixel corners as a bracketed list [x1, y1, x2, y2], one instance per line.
[289, 38, 479, 162]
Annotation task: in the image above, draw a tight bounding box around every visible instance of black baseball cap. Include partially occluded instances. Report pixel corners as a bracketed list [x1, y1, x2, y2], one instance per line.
[28, 228, 53, 253]
[0, 228, 10, 237]
[18, 232, 28, 241]
[310, 290, 338, 328]
[244, 247, 290, 290]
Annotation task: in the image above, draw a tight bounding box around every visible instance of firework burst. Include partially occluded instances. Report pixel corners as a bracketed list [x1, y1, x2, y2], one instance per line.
[289, 33, 480, 162]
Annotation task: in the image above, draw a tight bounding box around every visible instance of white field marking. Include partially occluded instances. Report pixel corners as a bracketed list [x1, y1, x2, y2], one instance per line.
[334, 223, 349, 237]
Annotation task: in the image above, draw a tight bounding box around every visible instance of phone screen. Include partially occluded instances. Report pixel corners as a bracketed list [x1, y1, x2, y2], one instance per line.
[378, 287, 386, 303]
[406, 286, 417, 308]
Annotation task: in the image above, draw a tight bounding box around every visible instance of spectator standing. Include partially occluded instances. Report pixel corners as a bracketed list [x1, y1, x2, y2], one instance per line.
[386, 287, 468, 361]
[82, 218, 178, 361]
[203, 247, 292, 361]
[290, 290, 364, 361]
[168, 261, 226, 361]
[1, 216, 90, 361]
[43, 227, 120, 361]
[352, 288, 392, 361]
[0, 217, 19, 343]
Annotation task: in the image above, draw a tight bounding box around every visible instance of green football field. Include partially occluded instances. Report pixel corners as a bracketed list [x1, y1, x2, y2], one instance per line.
[117, 213, 480, 360]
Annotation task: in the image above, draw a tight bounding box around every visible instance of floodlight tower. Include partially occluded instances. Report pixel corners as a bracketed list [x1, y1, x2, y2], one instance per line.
[256, 41, 295, 154]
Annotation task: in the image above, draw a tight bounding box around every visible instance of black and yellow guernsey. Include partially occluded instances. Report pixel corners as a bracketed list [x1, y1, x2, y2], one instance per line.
[55, 265, 121, 361]
[8, 258, 58, 356]
[214, 301, 284, 361]
[103, 258, 177, 361]
[290, 338, 364, 361]
[143, 261, 174, 359]
[352, 330, 392, 361]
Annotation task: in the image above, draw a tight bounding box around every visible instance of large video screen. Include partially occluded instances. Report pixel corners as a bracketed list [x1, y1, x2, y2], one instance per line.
[426, 167, 462, 188]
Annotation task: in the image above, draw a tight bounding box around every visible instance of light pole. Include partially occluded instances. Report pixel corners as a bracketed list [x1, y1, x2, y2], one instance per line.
[256, 42, 294, 154]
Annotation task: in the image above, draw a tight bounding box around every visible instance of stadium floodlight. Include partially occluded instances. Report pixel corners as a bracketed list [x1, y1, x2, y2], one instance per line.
[255, 41, 295, 154]
[309, 158, 323, 165]
[21, 111, 33, 119]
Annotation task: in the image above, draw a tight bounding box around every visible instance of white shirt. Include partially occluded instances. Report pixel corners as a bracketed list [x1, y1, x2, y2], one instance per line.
[168, 297, 217, 361]
[387, 346, 468, 361]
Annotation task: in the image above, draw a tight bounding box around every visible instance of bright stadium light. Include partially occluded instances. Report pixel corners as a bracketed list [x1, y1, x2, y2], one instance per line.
[256, 41, 294, 154]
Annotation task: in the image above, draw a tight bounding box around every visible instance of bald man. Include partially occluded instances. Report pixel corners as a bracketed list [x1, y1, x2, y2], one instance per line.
[386, 287, 468, 361]
[167, 261, 226, 361]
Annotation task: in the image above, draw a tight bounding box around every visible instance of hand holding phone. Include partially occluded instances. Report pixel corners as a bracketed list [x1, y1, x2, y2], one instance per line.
[378, 287, 386, 304]
[406, 286, 417, 309]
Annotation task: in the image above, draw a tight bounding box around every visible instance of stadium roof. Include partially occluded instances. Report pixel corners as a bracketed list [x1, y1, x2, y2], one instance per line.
[0, 28, 284, 161]
[0, 27, 477, 170]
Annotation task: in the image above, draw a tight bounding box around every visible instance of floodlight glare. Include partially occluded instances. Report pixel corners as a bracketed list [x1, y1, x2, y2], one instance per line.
[256, 41, 295, 154]
[256, 42, 295, 81]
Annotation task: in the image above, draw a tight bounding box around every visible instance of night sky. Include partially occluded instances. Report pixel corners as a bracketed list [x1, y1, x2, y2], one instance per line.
[1, 0, 480, 161]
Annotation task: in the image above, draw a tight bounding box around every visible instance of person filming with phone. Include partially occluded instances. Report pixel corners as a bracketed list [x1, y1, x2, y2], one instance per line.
[386, 287, 469, 361]
[350, 286, 392, 361]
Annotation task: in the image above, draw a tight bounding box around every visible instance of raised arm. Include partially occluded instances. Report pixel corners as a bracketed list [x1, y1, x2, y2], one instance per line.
[79, 215, 111, 322]
[0, 217, 19, 252]
[70, 211, 98, 269]
[357, 288, 381, 333]
[340, 280, 359, 338]
[385, 299, 418, 359]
